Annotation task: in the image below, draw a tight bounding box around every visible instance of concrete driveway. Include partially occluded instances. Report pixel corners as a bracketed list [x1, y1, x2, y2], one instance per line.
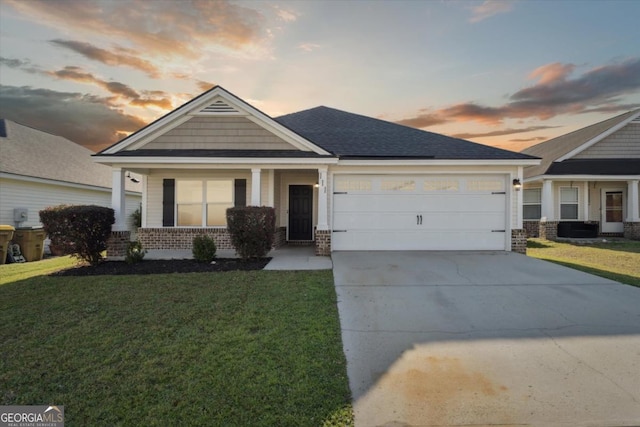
[332, 251, 640, 427]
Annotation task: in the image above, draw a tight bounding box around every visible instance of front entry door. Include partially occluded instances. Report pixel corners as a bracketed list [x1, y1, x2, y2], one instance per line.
[602, 189, 625, 233]
[289, 185, 313, 240]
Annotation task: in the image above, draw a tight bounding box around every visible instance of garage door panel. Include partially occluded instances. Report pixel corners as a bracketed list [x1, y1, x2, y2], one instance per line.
[332, 174, 508, 251]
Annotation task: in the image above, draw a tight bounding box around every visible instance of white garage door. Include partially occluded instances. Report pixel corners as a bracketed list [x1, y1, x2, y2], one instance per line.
[332, 175, 508, 251]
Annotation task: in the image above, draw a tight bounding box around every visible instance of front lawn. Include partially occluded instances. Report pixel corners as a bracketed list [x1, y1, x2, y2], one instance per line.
[527, 238, 640, 287]
[0, 270, 352, 426]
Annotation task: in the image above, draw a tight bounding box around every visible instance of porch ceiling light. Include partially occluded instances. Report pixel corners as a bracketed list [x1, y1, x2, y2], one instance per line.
[512, 178, 522, 191]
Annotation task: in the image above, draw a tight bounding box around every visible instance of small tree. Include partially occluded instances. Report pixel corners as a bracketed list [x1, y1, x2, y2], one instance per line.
[40, 205, 115, 266]
[226, 206, 276, 260]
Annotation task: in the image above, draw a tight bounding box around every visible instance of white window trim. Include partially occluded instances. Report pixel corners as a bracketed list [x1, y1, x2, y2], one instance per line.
[559, 186, 579, 221]
[175, 179, 234, 227]
[523, 187, 542, 220]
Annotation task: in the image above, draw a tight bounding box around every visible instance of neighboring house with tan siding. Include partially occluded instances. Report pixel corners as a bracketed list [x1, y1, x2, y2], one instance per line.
[0, 119, 142, 250]
[521, 110, 640, 240]
[93, 86, 539, 256]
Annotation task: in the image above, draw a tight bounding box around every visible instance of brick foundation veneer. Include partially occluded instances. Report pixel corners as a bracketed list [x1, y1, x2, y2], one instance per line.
[511, 229, 527, 254]
[107, 230, 131, 257]
[539, 221, 559, 240]
[314, 229, 331, 256]
[138, 228, 233, 250]
[624, 222, 640, 240]
[523, 221, 539, 238]
[274, 227, 287, 248]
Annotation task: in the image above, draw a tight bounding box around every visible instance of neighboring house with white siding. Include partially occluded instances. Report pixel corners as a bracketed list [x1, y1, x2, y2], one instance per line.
[521, 109, 640, 240]
[0, 119, 142, 247]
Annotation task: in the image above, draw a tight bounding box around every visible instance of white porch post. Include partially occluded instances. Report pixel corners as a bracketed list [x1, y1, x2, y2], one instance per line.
[251, 168, 261, 206]
[267, 169, 275, 207]
[317, 167, 329, 230]
[111, 167, 127, 231]
[141, 175, 148, 228]
[627, 179, 640, 221]
[582, 181, 589, 221]
[541, 179, 554, 221]
[515, 168, 523, 229]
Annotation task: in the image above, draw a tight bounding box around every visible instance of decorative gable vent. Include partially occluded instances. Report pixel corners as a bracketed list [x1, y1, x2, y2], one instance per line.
[199, 99, 240, 115]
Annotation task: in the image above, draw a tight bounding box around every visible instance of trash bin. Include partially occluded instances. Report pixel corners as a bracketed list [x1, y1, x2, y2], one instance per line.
[12, 227, 46, 262]
[0, 225, 15, 265]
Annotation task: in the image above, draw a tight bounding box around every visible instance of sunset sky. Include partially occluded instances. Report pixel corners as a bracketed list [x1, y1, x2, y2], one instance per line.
[1, 0, 639, 152]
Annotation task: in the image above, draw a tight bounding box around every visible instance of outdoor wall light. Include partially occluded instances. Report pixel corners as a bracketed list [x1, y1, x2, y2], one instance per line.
[127, 172, 140, 183]
[314, 182, 319, 188]
[512, 178, 522, 191]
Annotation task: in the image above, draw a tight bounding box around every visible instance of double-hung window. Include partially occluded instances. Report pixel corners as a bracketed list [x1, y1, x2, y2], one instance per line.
[560, 187, 578, 220]
[176, 180, 233, 226]
[523, 188, 541, 220]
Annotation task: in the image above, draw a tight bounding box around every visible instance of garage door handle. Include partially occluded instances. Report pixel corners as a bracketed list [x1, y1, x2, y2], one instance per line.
[492, 229, 506, 232]
[333, 230, 347, 233]
[417, 215, 423, 225]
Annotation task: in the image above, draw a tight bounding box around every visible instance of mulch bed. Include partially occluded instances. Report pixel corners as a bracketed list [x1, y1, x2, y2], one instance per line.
[50, 258, 271, 276]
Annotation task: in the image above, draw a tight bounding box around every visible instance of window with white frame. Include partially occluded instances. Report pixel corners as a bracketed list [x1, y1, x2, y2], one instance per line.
[560, 187, 578, 220]
[523, 188, 541, 220]
[176, 180, 233, 226]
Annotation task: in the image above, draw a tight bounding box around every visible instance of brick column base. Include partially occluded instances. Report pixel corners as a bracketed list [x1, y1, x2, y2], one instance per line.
[314, 229, 331, 256]
[511, 229, 527, 254]
[624, 222, 640, 240]
[107, 230, 131, 258]
[273, 227, 287, 248]
[539, 221, 559, 240]
[523, 221, 540, 238]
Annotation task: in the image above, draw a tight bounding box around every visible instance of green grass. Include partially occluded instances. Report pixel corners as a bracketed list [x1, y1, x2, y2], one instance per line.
[0, 270, 353, 426]
[0, 256, 78, 285]
[527, 238, 640, 287]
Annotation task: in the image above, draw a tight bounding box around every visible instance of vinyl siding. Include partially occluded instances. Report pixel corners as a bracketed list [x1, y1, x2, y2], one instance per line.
[574, 123, 640, 159]
[0, 177, 141, 229]
[140, 116, 296, 150]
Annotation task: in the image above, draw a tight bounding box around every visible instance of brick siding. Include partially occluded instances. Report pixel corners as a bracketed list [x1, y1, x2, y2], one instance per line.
[314, 229, 331, 256]
[523, 221, 539, 238]
[539, 221, 559, 240]
[624, 222, 640, 240]
[137, 228, 233, 250]
[107, 231, 131, 258]
[511, 229, 527, 254]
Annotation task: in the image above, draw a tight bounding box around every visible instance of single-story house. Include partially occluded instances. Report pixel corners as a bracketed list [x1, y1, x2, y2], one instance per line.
[521, 109, 640, 240]
[0, 119, 142, 249]
[93, 86, 539, 256]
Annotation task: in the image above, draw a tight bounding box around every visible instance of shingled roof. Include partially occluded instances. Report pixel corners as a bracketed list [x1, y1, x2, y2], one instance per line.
[276, 106, 536, 160]
[0, 119, 141, 192]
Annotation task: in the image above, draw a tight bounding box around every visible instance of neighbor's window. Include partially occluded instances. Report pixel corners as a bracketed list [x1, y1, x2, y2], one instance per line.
[176, 180, 233, 226]
[523, 188, 541, 220]
[560, 187, 578, 220]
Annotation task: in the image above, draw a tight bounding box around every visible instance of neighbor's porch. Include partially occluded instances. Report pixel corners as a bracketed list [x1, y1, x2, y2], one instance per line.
[108, 166, 332, 257]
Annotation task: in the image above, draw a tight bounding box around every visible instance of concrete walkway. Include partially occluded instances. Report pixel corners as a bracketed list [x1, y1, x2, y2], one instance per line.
[332, 251, 640, 426]
[145, 245, 332, 270]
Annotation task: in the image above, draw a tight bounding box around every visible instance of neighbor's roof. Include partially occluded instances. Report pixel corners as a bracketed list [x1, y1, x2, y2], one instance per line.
[0, 119, 141, 191]
[522, 109, 640, 178]
[276, 106, 536, 160]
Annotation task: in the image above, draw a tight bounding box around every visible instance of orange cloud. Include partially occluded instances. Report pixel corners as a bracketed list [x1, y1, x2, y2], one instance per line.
[469, 0, 514, 23]
[529, 62, 575, 84]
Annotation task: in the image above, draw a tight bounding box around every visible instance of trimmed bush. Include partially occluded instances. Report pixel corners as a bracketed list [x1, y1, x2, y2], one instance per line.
[125, 241, 147, 264]
[40, 205, 115, 266]
[192, 235, 217, 263]
[226, 206, 276, 260]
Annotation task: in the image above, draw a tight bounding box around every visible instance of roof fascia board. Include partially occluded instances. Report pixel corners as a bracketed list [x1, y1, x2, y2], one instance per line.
[525, 174, 640, 183]
[337, 159, 540, 167]
[102, 87, 331, 156]
[555, 110, 640, 162]
[92, 155, 339, 166]
[0, 172, 141, 195]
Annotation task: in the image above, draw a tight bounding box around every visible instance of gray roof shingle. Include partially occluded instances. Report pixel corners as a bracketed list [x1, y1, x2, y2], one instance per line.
[276, 106, 536, 160]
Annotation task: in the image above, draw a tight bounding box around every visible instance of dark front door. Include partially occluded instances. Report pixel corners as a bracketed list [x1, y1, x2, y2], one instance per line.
[289, 185, 313, 240]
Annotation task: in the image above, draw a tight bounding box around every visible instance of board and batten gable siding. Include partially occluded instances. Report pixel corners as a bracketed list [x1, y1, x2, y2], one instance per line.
[574, 122, 640, 159]
[137, 116, 297, 151]
[145, 171, 252, 227]
[0, 177, 141, 229]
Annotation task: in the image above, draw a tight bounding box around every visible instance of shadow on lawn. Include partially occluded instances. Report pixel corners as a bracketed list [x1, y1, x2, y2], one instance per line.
[538, 258, 640, 288]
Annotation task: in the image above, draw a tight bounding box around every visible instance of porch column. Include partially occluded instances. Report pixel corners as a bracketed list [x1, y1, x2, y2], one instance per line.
[251, 168, 261, 206]
[111, 167, 127, 231]
[267, 169, 275, 207]
[317, 167, 328, 230]
[141, 175, 148, 228]
[541, 179, 554, 221]
[627, 179, 640, 221]
[582, 181, 589, 221]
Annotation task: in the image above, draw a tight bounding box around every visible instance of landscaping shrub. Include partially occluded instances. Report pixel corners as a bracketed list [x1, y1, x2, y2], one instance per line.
[226, 206, 276, 260]
[192, 235, 217, 263]
[125, 241, 147, 264]
[40, 205, 114, 266]
[130, 205, 142, 228]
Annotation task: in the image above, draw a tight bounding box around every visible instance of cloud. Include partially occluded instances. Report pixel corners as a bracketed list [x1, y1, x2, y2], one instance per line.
[509, 136, 547, 143]
[0, 56, 41, 74]
[298, 43, 321, 52]
[47, 66, 172, 109]
[275, 7, 298, 22]
[50, 39, 161, 78]
[469, 0, 514, 23]
[396, 57, 640, 128]
[0, 85, 147, 151]
[451, 125, 560, 139]
[5, 0, 268, 59]
[195, 80, 216, 92]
